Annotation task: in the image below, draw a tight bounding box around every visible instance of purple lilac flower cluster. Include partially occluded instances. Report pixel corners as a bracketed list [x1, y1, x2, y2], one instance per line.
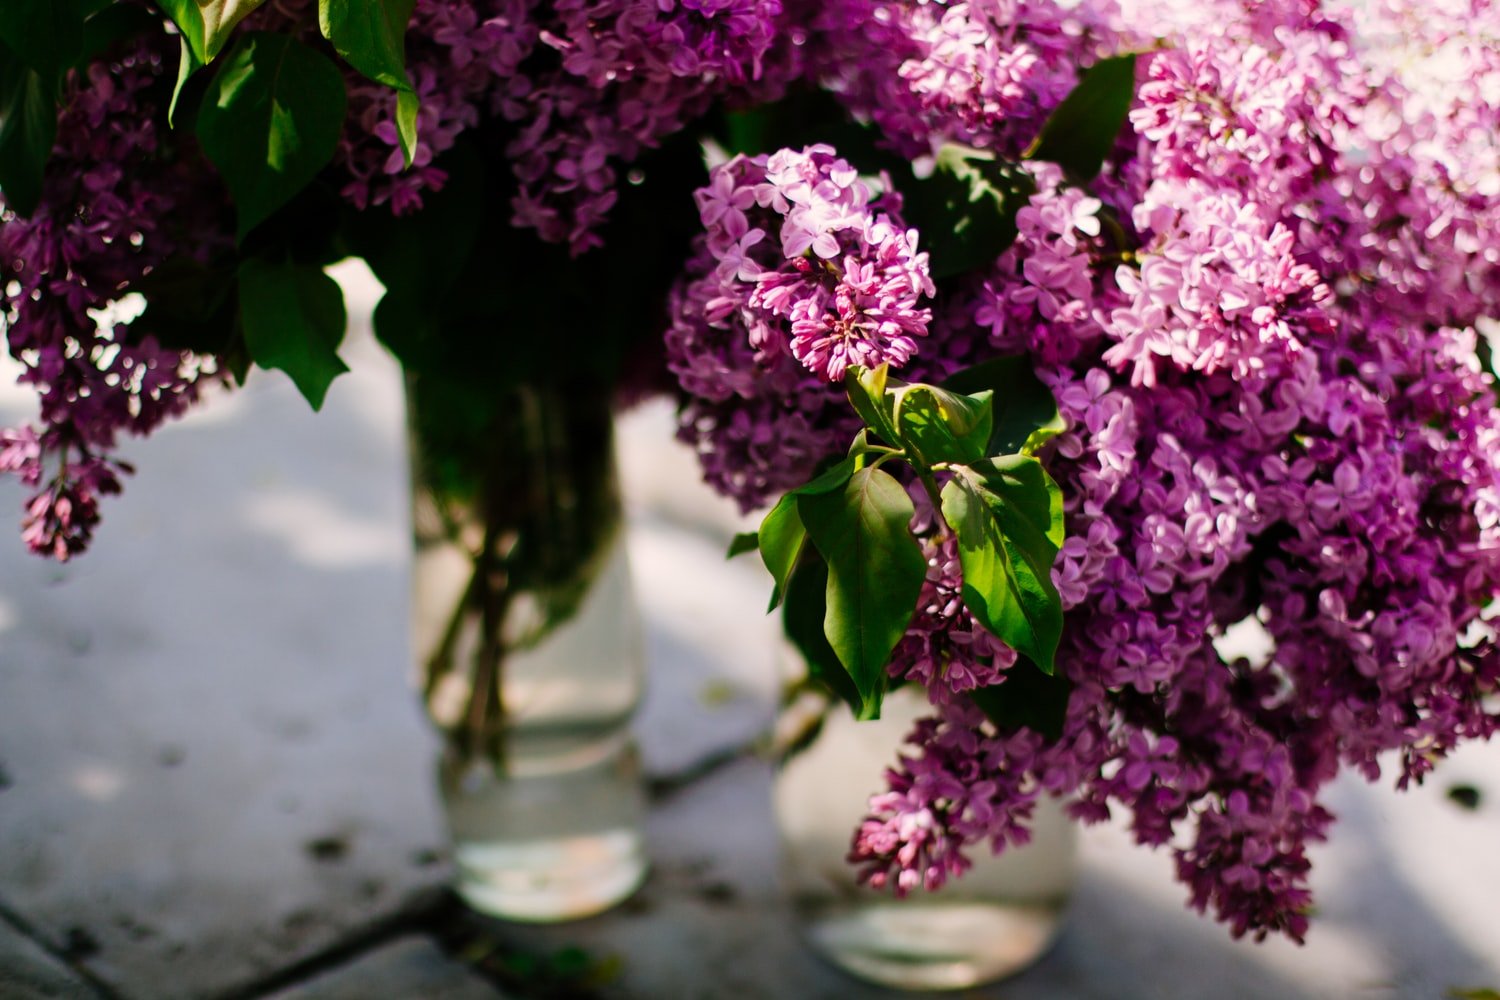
[499, 0, 789, 252]
[3, 0, 792, 554]
[0, 35, 227, 559]
[810, 0, 1115, 158]
[262, 0, 788, 247]
[666, 145, 935, 508]
[669, 0, 1500, 941]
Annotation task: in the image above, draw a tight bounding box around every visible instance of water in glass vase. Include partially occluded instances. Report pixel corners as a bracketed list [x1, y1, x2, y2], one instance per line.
[410, 378, 648, 922]
[775, 685, 1077, 990]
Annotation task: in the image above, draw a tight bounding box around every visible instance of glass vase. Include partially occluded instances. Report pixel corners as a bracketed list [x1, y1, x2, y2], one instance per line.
[775, 682, 1077, 990]
[408, 375, 647, 922]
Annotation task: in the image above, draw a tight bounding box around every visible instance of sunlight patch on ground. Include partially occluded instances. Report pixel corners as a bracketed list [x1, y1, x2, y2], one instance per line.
[70, 763, 126, 802]
[239, 488, 404, 569]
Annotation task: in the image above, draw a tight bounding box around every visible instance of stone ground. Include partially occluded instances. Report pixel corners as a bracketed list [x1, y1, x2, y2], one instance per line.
[1, 263, 1498, 999]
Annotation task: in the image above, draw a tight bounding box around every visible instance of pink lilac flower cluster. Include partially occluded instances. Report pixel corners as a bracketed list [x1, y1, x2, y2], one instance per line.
[672, 0, 1500, 941]
[0, 34, 227, 559]
[810, 0, 1116, 158]
[665, 145, 936, 508]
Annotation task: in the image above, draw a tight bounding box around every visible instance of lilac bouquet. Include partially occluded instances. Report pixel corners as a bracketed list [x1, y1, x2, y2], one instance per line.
[3, 0, 1499, 945]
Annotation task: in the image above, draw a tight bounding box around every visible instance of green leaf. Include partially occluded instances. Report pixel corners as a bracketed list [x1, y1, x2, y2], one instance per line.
[845, 363, 900, 446]
[980, 454, 1065, 550]
[0, 0, 84, 92]
[1024, 53, 1138, 182]
[395, 88, 420, 167]
[1448, 991, 1500, 1000]
[726, 531, 759, 559]
[941, 458, 1064, 672]
[901, 143, 1037, 280]
[968, 656, 1072, 740]
[169, 35, 203, 127]
[319, 0, 414, 89]
[196, 32, 347, 240]
[799, 466, 926, 719]
[0, 45, 57, 217]
[892, 383, 994, 467]
[758, 454, 857, 611]
[237, 257, 349, 410]
[155, 0, 266, 64]
[943, 356, 1064, 456]
[759, 498, 806, 612]
[782, 554, 864, 715]
[318, 0, 420, 165]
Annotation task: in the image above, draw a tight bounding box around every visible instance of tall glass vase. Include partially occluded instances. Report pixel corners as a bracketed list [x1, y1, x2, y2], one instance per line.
[775, 683, 1078, 990]
[408, 375, 647, 922]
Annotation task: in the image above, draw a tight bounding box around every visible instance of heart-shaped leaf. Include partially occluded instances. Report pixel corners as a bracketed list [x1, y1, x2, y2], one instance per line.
[893, 383, 994, 467]
[238, 257, 349, 410]
[799, 465, 926, 718]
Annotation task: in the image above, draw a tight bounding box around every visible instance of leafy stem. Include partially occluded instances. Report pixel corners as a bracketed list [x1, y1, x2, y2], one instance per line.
[745, 358, 1069, 727]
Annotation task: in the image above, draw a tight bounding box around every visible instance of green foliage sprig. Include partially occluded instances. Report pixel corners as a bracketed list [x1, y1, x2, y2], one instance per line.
[740, 360, 1068, 728]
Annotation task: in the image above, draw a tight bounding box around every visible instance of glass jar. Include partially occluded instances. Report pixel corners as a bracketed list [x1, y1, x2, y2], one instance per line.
[409, 376, 647, 921]
[775, 683, 1077, 989]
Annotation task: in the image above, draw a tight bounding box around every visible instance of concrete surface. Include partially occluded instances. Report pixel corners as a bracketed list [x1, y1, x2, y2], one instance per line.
[263, 937, 502, 1000]
[0, 261, 1497, 998]
[0, 915, 102, 999]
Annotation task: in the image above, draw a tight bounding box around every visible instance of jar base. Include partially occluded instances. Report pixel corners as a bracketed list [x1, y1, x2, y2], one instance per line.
[440, 740, 647, 922]
[802, 900, 1066, 990]
[452, 827, 648, 922]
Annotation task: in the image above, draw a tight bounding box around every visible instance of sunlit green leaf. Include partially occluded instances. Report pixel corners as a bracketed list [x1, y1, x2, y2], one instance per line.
[319, 0, 420, 165]
[395, 88, 420, 167]
[941, 457, 1064, 672]
[169, 35, 203, 127]
[726, 531, 759, 559]
[155, 0, 266, 64]
[893, 383, 994, 467]
[845, 363, 900, 446]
